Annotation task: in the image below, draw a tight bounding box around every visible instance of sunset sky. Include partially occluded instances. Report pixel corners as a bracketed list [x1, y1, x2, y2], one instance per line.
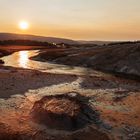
[0, 0, 140, 40]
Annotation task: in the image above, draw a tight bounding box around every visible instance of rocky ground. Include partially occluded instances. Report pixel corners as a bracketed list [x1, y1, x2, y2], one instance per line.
[0, 65, 140, 140]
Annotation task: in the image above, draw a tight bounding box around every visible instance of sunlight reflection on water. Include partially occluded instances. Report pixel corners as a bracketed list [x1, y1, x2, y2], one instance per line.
[18, 51, 29, 68]
[2, 50, 93, 76]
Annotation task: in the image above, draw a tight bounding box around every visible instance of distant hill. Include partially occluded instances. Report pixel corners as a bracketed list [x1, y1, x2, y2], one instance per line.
[0, 33, 78, 45]
[78, 40, 115, 45]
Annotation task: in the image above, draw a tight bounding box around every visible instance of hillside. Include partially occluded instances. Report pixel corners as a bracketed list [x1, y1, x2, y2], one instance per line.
[88, 43, 140, 76]
[0, 33, 78, 44]
[78, 40, 113, 45]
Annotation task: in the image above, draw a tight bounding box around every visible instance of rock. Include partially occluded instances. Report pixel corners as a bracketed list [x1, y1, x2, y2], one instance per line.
[30, 93, 111, 140]
[0, 59, 4, 64]
[30, 93, 99, 131]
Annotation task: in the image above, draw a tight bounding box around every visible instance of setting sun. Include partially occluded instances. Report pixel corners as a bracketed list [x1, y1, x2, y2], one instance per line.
[19, 21, 29, 30]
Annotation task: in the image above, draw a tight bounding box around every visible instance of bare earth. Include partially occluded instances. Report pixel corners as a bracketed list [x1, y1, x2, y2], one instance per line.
[0, 65, 140, 140]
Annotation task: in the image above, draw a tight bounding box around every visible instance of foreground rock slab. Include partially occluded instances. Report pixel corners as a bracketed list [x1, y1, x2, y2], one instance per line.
[30, 93, 111, 140]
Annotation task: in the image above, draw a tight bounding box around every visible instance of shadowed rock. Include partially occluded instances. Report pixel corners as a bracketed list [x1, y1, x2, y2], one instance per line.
[30, 93, 100, 131]
[30, 93, 111, 140]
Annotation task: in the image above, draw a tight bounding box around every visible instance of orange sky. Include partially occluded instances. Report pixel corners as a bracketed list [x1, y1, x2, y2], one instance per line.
[0, 0, 140, 40]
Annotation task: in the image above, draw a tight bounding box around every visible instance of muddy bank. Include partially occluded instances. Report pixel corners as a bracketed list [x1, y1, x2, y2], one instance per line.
[0, 49, 12, 64]
[0, 59, 4, 64]
[31, 43, 140, 79]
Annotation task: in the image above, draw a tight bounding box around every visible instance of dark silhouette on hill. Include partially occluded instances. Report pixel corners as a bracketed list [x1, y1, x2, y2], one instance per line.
[0, 40, 57, 47]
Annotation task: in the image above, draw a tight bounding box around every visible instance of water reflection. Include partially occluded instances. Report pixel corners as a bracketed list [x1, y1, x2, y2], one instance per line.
[18, 51, 29, 68]
[2, 50, 91, 76]
[2, 50, 41, 69]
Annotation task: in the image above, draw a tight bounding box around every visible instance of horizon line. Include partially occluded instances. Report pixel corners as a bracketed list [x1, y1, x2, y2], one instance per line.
[0, 32, 139, 42]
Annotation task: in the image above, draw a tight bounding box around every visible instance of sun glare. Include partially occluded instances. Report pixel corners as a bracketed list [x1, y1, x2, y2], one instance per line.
[19, 51, 29, 68]
[19, 21, 29, 30]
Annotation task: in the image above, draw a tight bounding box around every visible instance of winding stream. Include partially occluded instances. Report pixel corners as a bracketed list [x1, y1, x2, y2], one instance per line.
[1, 50, 98, 76]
